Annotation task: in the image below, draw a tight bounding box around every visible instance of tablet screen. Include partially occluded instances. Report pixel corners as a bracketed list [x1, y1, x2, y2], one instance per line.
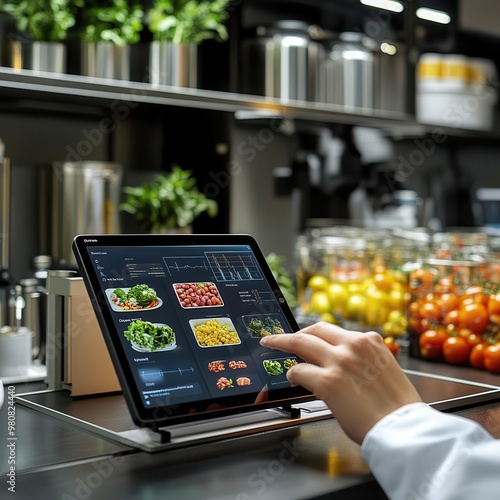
[72, 234, 312, 428]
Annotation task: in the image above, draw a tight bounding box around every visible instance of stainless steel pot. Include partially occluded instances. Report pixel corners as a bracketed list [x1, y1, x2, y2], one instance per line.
[51, 161, 123, 267]
[325, 32, 377, 110]
[240, 20, 326, 102]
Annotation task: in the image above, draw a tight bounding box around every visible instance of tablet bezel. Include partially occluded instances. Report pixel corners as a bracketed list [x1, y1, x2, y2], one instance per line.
[72, 233, 313, 429]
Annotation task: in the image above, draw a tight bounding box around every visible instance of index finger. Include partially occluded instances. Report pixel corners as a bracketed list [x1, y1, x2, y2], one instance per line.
[299, 322, 360, 344]
[259, 328, 334, 366]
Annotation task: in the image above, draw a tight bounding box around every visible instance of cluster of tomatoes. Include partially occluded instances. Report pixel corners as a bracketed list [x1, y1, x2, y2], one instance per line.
[408, 268, 500, 373]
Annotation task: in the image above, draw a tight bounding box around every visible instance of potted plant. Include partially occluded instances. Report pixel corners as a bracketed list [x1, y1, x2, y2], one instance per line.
[146, 0, 231, 87]
[0, 0, 82, 73]
[78, 0, 143, 80]
[120, 165, 218, 233]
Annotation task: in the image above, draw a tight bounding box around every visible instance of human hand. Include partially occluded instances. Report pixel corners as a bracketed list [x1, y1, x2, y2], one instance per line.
[260, 322, 421, 444]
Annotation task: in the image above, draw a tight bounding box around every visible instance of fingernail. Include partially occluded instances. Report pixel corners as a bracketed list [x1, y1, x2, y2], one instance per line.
[259, 337, 268, 346]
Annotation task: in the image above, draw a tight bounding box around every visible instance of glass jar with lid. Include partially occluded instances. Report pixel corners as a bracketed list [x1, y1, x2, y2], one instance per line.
[406, 254, 500, 364]
[295, 226, 414, 334]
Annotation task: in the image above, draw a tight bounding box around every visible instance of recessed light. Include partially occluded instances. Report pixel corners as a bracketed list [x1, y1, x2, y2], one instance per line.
[416, 7, 451, 24]
[360, 0, 404, 13]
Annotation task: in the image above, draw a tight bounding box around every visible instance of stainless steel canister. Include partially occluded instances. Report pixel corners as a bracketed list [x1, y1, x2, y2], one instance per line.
[240, 21, 326, 102]
[325, 32, 377, 110]
[19, 278, 46, 361]
[51, 161, 123, 267]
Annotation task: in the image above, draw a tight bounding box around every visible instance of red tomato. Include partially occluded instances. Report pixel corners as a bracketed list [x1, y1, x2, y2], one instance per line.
[461, 302, 489, 334]
[419, 301, 442, 321]
[438, 292, 460, 312]
[442, 336, 471, 365]
[462, 286, 489, 307]
[384, 336, 400, 357]
[484, 344, 500, 373]
[469, 343, 486, 369]
[466, 332, 482, 347]
[419, 329, 447, 360]
[408, 301, 421, 318]
[409, 268, 435, 293]
[443, 309, 461, 327]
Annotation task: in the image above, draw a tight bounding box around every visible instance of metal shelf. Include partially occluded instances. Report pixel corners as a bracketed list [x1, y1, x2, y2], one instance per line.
[1, 67, 499, 140]
[0, 67, 414, 128]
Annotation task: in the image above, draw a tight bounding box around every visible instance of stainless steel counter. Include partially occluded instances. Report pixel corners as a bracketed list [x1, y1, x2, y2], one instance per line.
[2, 356, 500, 499]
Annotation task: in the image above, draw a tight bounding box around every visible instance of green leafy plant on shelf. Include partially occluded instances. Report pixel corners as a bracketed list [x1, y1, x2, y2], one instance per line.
[79, 0, 144, 46]
[146, 0, 231, 44]
[0, 0, 82, 41]
[266, 253, 298, 309]
[120, 165, 218, 232]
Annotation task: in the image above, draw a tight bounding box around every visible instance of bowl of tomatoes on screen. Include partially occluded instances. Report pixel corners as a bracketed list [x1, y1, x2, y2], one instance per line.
[407, 264, 500, 374]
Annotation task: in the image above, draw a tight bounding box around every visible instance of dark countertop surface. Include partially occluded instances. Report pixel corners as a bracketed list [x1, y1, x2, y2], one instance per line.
[2, 353, 500, 500]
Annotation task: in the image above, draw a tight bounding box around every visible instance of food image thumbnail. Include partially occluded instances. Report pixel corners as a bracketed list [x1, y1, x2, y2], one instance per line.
[263, 359, 284, 376]
[208, 360, 225, 373]
[173, 282, 223, 308]
[124, 320, 176, 352]
[236, 377, 251, 386]
[190, 318, 240, 347]
[107, 285, 161, 311]
[284, 358, 298, 370]
[216, 377, 233, 390]
[228, 360, 247, 369]
[243, 314, 285, 338]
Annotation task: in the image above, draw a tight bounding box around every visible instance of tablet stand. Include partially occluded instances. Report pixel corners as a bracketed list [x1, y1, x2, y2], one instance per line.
[154, 405, 303, 444]
[15, 390, 330, 452]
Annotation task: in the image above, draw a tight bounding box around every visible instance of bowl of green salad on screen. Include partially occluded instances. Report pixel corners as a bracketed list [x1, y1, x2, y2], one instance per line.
[124, 320, 176, 352]
[106, 284, 162, 311]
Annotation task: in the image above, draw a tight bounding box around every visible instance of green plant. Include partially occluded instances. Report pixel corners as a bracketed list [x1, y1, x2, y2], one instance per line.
[146, 0, 231, 44]
[0, 0, 82, 42]
[79, 0, 143, 46]
[266, 253, 298, 309]
[120, 165, 218, 231]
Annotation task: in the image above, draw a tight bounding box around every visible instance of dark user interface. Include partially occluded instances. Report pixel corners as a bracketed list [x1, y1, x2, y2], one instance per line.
[87, 244, 299, 410]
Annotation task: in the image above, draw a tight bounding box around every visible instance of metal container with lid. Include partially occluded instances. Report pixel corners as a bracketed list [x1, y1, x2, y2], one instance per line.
[51, 161, 123, 267]
[239, 20, 327, 102]
[325, 32, 378, 110]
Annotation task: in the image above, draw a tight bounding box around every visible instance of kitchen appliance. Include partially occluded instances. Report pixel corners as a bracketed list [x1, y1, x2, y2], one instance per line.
[239, 20, 327, 102]
[50, 161, 123, 268]
[46, 271, 120, 397]
[273, 126, 364, 233]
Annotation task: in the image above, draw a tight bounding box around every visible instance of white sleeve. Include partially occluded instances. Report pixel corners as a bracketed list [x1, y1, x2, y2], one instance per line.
[361, 402, 500, 500]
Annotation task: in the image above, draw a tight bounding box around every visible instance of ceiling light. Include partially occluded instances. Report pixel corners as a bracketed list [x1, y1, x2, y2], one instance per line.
[360, 0, 404, 13]
[416, 7, 451, 24]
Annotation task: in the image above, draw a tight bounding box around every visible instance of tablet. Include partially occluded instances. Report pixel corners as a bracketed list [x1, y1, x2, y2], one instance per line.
[72, 234, 313, 429]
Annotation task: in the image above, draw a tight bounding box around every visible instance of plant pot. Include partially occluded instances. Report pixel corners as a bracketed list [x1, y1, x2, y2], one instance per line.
[82, 42, 130, 80]
[149, 41, 197, 88]
[31, 42, 66, 73]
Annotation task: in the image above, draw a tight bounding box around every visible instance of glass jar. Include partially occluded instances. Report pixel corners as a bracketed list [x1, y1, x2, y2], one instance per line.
[407, 255, 500, 362]
[295, 226, 414, 335]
